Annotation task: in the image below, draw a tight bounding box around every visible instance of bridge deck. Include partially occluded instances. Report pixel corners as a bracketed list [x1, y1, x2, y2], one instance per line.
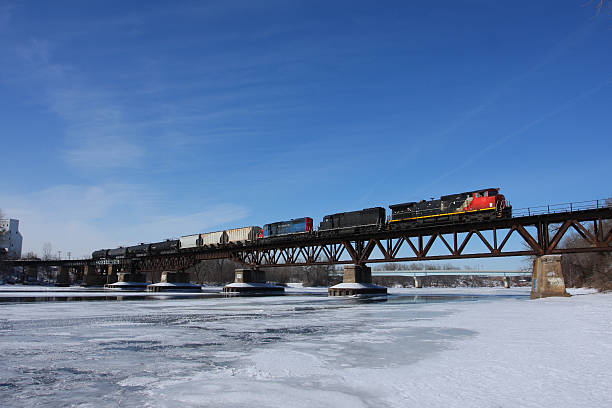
[3, 203, 611, 270]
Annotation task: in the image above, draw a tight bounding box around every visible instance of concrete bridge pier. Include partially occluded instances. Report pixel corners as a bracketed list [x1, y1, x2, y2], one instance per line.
[147, 270, 201, 292]
[531, 255, 570, 299]
[106, 264, 118, 285]
[82, 264, 106, 286]
[328, 265, 387, 296]
[105, 265, 148, 290]
[223, 268, 284, 295]
[146, 270, 162, 284]
[72, 266, 84, 284]
[23, 265, 38, 283]
[55, 266, 71, 286]
[413, 276, 422, 288]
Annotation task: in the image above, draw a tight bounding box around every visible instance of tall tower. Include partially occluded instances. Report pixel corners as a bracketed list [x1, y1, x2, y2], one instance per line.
[0, 219, 23, 259]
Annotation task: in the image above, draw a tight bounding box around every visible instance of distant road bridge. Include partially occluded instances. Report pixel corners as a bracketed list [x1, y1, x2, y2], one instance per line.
[339, 270, 531, 288]
[330, 269, 532, 288]
[369, 270, 531, 277]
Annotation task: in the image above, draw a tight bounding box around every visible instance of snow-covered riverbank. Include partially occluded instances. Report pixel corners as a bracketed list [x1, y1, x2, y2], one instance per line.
[0, 287, 609, 407]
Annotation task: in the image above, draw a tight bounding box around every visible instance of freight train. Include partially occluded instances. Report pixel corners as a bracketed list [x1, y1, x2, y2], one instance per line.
[92, 188, 511, 259]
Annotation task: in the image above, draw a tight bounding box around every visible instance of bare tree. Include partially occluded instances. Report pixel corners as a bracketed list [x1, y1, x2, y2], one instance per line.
[189, 259, 241, 285]
[556, 199, 612, 290]
[42, 242, 53, 261]
[301, 264, 335, 287]
[558, 218, 612, 290]
[0, 209, 6, 260]
[22, 251, 39, 260]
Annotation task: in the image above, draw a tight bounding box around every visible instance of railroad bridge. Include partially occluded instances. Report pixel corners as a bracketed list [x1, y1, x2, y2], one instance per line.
[3, 199, 611, 298]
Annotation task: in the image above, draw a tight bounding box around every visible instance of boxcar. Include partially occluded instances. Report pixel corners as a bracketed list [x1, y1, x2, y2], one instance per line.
[319, 207, 386, 230]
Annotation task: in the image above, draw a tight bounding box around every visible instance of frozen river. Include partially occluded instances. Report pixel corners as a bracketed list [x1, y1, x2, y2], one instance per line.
[0, 287, 610, 407]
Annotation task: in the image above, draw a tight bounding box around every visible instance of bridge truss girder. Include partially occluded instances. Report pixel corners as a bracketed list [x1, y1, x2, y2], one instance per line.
[228, 213, 612, 267]
[3, 207, 611, 272]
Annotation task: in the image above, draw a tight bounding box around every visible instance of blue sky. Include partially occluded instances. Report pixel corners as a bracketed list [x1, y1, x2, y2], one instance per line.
[1, 1, 610, 265]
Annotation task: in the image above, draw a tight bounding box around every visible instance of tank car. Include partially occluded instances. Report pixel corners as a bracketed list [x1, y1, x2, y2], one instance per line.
[107, 247, 128, 258]
[92, 249, 109, 259]
[127, 243, 150, 257]
[149, 239, 179, 255]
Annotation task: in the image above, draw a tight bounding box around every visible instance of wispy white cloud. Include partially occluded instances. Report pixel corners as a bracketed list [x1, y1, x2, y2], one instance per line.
[48, 87, 147, 168]
[3, 184, 248, 258]
[0, 3, 12, 30]
[424, 77, 612, 190]
[6, 26, 315, 172]
[6, 38, 150, 170]
[430, 19, 600, 143]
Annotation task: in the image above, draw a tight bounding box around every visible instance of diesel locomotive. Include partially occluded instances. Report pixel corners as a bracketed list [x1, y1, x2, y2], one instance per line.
[318, 207, 386, 237]
[389, 187, 511, 226]
[92, 187, 512, 259]
[262, 217, 313, 237]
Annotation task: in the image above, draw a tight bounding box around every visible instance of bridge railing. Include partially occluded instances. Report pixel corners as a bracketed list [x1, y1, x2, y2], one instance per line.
[512, 198, 611, 218]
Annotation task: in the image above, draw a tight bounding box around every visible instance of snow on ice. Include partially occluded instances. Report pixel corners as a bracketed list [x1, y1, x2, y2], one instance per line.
[0, 287, 610, 407]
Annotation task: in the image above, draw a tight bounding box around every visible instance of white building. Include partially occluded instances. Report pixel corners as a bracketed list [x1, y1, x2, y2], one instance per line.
[0, 219, 23, 259]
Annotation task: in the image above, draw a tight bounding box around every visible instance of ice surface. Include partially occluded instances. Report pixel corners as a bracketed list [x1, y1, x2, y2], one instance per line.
[224, 282, 283, 288]
[329, 282, 386, 289]
[0, 287, 610, 407]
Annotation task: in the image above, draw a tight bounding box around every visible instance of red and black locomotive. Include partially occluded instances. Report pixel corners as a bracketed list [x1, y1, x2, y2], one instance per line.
[388, 188, 511, 226]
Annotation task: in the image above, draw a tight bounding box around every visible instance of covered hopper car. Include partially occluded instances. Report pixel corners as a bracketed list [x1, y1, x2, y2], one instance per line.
[225, 226, 262, 243]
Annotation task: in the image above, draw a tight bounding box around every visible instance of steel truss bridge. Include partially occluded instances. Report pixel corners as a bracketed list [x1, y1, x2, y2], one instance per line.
[3, 199, 612, 273]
